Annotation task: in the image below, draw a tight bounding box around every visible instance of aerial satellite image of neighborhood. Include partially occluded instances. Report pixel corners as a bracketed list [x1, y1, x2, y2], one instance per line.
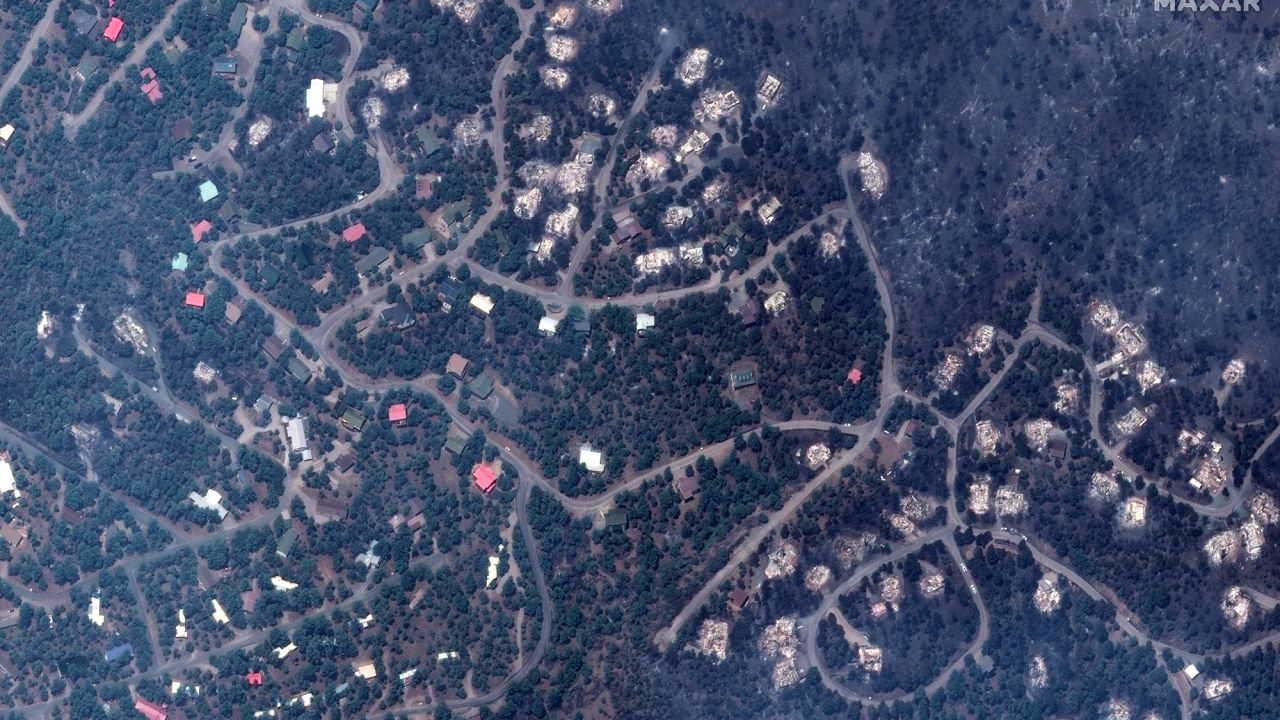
[0, 0, 1278, 718]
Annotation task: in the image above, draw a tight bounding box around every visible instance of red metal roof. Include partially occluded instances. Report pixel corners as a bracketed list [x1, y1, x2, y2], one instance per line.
[184, 291, 206, 309]
[141, 79, 162, 104]
[472, 464, 497, 493]
[245, 671, 263, 686]
[103, 17, 124, 42]
[134, 698, 167, 720]
[342, 222, 367, 243]
[140, 67, 156, 81]
[388, 403, 407, 423]
[847, 367, 862, 384]
[190, 219, 212, 242]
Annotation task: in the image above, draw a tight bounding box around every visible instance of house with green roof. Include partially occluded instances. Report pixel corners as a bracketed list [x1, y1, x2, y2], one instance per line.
[198, 180, 219, 203]
[259, 263, 281, 289]
[415, 125, 442, 155]
[171, 252, 189, 272]
[401, 227, 436, 255]
[286, 357, 312, 383]
[340, 408, 366, 432]
[467, 374, 494, 400]
[229, 3, 249, 35]
[355, 246, 391, 276]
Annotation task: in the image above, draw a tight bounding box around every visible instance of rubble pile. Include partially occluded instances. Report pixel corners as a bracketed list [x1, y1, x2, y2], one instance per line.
[804, 443, 831, 470]
[995, 487, 1027, 517]
[556, 159, 591, 195]
[1023, 418, 1056, 453]
[381, 66, 409, 92]
[662, 205, 693, 229]
[764, 541, 799, 581]
[1027, 655, 1048, 689]
[968, 324, 995, 355]
[540, 66, 570, 90]
[1054, 383, 1079, 414]
[546, 34, 578, 63]
[1222, 358, 1246, 385]
[650, 124, 679, 147]
[1112, 407, 1149, 439]
[803, 565, 832, 592]
[974, 420, 1000, 455]
[544, 204, 579, 237]
[1033, 573, 1061, 614]
[968, 479, 992, 515]
[919, 573, 944, 598]
[677, 48, 711, 86]
[247, 117, 274, 147]
[764, 290, 789, 316]
[453, 117, 484, 146]
[833, 533, 877, 568]
[1118, 496, 1147, 529]
[934, 353, 963, 391]
[1089, 472, 1120, 502]
[819, 231, 844, 258]
[1087, 300, 1120, 334]
[1133, 359, 1165, 393]
[513, 188, 542, 219]
[694, 89, 740, 123]
[1221, 586, 1251, 630]
[588, 93, 616, 118]
[856, 151, 887, 199]
[633, 247, 677, 277]
[694, 618, 729, 661]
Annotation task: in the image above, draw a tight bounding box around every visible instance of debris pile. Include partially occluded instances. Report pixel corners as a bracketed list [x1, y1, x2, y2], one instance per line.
[1118, 496, 1147, 529]
[758, 617, 800, 689]
[764, 290, 789, 316]
[588, 93, 616, 118]
[381, 66, 409, 92]
[1222, 358, 1246, 385]
[833, 533, 876, 568]
[756, 73, 783, 107]
[995, 487, 1027, 517]
[1100, 700, 1131, 720]
[968, 479, 991, 515]
[1204, 529, 1241, 566]
[1054, 384, 1079, 414]
[887, 514, 920, 540]
[900, 495, 930, 522]
[540, 66, 570, 90]
[633, 247, 677, 277]
[1027, 655, 1048, 689]
[544, 204, 579, 238]
[934, 353, 964, 391]
[650, 124, 679, 147]
[548, 3, 577, 27]
[968, 324, 995, 355]
[764, 541, 799, 580]
[677, 48, 711, 86]
[525, 114, 553, 142]
[1033, 572, 1061, 614]
[1191, 455, 1228, 494]
[694, 618, 729, 661]
[1221, 586, 1251, 630]
[247, 117, 273, 147]
[513, 188, 542, 219]
[856, 151, 887, 199]
[857, 645, 882, 672]
[453, 117, 484, 146]
[113, 312, 149, 355]
[1203, 679, 1233, 701]
[1087, 300, 1120, 334]
[360, 96, 385, 130]
[546, 34, 578, 63]
[803, 565, 832, 592]
[556, 159, 591, 194]
[819, 231, 844, 258]
[974, 420, 1000, 455]
[757, 196, 782, 225]
[627, 151, 670, 184]
[804, 443, 831, 470]
[662, 205, 693, 229]
[694, 89, 740, 124]
[1112, 407, 1149, 439]
[193, 361, 217, 385]
[1023, 418, 1055, 453]
[919, 573, 944, 598]
[879, 575, 903, 605]
[1133, 359, 1165, 393]
[1089, 471, 1120, 502]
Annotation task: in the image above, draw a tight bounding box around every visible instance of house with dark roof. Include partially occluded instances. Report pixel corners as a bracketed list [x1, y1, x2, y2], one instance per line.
[213, 57, 238, 76]
[740, 298, 761, 328]
[71, 9, 98, 35]
[340, 408, 366, 432]
[674, 475, 699, 502]
[355, 247, 391, 276]
[612, 216, 642, 244]
[437, 280, 462, 310]
[604, 508, 628, 530]
[467, 374, 494, 400]
[401, 227, 435, 256]
[262, 336, 286, 361]
[446, 353, 470, 378]
[334, 453, 356, 472]
[229, 2, 249, 35]
[104, 642, 133, 663]
[315, 497, 349, 523]
[286, 357, 313, 383]
[276, 528, 299, 558]
[380, 302, 414, 330]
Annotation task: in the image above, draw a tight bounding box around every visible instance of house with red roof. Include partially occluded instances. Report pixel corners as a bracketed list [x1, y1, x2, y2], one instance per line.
[103, 17, 124, 42]
[388, 403, 407, 424]
[341, 222, 367, 243]
[245, 671, 264, 686]
[140, 67, 156, 82]
[472, 464, 497, 493]
[184, 291, 206, 309]
[140, 78, 163, 105]
[133, 698, 167, 720]
[847, 367, 862, 384]
[190, 219, 212, 243]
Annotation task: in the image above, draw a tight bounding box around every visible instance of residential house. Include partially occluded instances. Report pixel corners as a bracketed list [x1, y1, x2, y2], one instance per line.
[388, 403, 408, 425]
[262, 336, 286, 361]
[579, 445, 605, 473]
[604, 508, 627, 529]
[355, 247, 391, 276]
[184, 291, 206, 309]
[473, 464, 497, 493]
[225, 296, 244, 325]
[213, 57, 238, 76]
[134, 698, 167, 720]
[446, 353, 470, 378]
[339, 408, 366, 432]
[467, 374, 494, 400]
[729, 368, 757, 390]
[103, 17, 125, 42]
[286, 357, 312, 384]
[401, 227, 435, 256]
[276, 528, 299, 558]
[315, 497, 349, 523]
[71, 9, 98, 35]
[198, 180, 219, 203]
[612, 216, 642, 244]
[104, 642, 133, 662]
[674, 475, 698, 502]
[469, 293, 494, 316]
[285, 417, 310, 460]
[381, 302, 414, 330]
[341, 222, 367, 243]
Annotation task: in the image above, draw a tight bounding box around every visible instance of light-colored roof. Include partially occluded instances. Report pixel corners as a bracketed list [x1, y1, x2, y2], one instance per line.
[211, 599, 230, 624]
[198, 180, 219, 202]
[286, 417, 308, 452]
[306, 78, 325, 118]
[270, 576, 299, 591]
[469, 293, 494, 315]
[171, 252, 189, 272]
[579, 445, 604, 473]
[636, 312, 655, 332]
[353, 661, 378, 679]
[0, 458, 16, 496]
[0, 125, 14, 143]
[539, 316, 558, 335]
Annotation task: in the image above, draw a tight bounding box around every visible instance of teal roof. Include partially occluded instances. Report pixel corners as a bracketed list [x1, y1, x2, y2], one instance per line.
[199, 180, 219, 202]
[171, 252, 189, 272]
[401, 227, 435, 251]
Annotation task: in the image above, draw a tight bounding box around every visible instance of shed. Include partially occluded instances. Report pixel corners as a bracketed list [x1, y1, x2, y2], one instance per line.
[729, 368, 756, 389]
